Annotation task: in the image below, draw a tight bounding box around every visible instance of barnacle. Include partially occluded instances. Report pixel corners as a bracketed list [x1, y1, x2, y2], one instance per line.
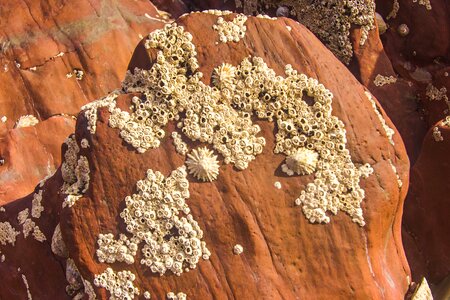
[397, 24, 410, 36]
[186, 147, 220, 182]
[282, 148, 318, 176]
[233, 244, 244, 255]
[212, 63, 236, 89]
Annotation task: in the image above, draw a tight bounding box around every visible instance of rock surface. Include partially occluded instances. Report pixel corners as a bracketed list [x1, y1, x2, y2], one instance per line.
[375, 0, 450, 289]
[61, 13, 409, 299]
[403, 120, 450, 284]
[0, 0, 168, 204]
[0, 116, 75, 204]
[1, 1, 449, 299]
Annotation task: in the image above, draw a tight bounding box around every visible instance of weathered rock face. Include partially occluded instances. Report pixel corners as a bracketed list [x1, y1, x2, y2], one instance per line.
[349, 19, 428, 164]
[375, 0, 450, 288]
[0, 116, 75, 204]
[376, 0, 450, 128]
[44, 12, 410, 299]
[0, 172, 69, 299]
[0, 0, 170, 124]
[403, 120, 450, 284]
[0, 0, 169, 205]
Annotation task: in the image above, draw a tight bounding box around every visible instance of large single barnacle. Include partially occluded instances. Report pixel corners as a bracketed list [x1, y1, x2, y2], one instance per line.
[186, 147, 220, 182]
[282, 148, 318, 176]
[212, 63, 236, 89]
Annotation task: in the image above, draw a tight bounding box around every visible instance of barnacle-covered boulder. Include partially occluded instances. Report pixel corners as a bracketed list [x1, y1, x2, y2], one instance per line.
[48, 12, 411, 299]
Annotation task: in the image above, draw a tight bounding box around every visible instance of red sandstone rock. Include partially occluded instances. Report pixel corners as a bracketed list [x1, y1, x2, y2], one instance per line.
[350, 14, 428, 164]
[0, 116, 75, 205]
[403, 120, 450, 284]
[0, 0, 168, 126]
[375, 0, 450, 288]
[57, 13, 409, 299]
[0, 171, 68, 299]
[0, 0, 168, 204]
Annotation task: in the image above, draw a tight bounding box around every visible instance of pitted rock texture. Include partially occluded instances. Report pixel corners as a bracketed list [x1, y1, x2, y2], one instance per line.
[52, 13, 410, 299]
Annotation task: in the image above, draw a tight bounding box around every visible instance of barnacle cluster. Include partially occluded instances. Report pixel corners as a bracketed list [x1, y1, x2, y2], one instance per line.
[65, 259, 97, 299]
[412, 0, 432, 10]
[96, 166, 210, 278]
[236, 0, 376, 64]
[82, 92, 119, 134]
[54, 261, 94, 300]
[61, 135, 90, 208]
[85, 21, 374, 227]
[365, 91, 395, 145]
[426, 84, 448, 102]
[186, 147, 220, 182]
[426, 84, 450, 116]
[387, 159, 403, 188]
[411, 278, 433, 300]
[14, 115, 39, 128]
[374, 74, 397, 87]
[386, 0, 400, 20]
[21, 273, 32, 300]
[0, 221, 19, 245]
[94, 268, 139, 300]
[17, 206, 46, 242]
[96, 234, 139, 264]
[171, 132, 188, 155]
[212, 14, 247, 43]
[442, 116, 450, 127]
[31, 190, 44, 218]
[167, 292, 187, 300]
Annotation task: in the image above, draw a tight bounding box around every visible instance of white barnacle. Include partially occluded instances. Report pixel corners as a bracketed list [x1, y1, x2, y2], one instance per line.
[281, 148, 318, 176]
[212, 63, 236, 89]
[185, 147, 220, 182]
[233, 244, 243, 255]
